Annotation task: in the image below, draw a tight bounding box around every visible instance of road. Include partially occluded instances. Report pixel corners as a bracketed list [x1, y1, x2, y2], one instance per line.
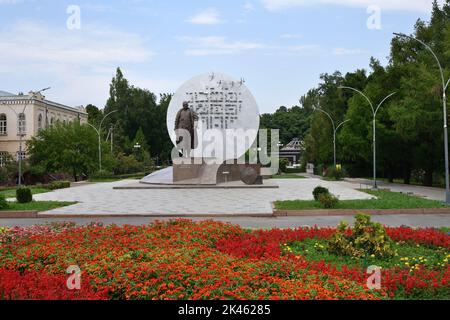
[1, 214, 449, 229]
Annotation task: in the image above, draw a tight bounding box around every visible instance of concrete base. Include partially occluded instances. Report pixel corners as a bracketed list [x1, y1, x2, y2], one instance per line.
[140, 162, 263, 187]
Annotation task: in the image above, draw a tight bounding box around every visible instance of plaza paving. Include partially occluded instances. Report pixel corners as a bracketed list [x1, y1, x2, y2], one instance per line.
[32, 177, 373, 216]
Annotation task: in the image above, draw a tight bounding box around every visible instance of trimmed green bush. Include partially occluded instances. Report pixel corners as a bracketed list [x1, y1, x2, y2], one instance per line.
[48, 181, 71, 190]
[0, 194, 9, 210]
[16, 187, 33, 204]
[313, 186, 329, 201]
[318, 192, 339, 209]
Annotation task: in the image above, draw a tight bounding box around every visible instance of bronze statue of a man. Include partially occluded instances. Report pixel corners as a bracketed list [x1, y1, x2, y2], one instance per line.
[175, 101, 199, 157]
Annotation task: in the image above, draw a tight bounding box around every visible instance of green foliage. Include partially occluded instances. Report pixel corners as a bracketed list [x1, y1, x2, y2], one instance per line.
[288, 237, 449, 272]
[300, 3, 450, 185]
[114, 153, 145, 175]
[27, 121, 98, 182]
[284, 167, 306, 174]
[16, 188, 33, 204]
[325, 166, 346, 180]
[278, 158, 289, 174]
[0, 168, 8, 185]
[328, 214, 396, 259]
[6, 201, 76, 212]
[48, 181, 71, 191]
[90, 170, 115, 180]
[260, 103, 314, 145]
[312, 186, 329, 201]
[318, 192, 339, 209]
[0, 194, 8, 209]
[102, 68, 173, 162]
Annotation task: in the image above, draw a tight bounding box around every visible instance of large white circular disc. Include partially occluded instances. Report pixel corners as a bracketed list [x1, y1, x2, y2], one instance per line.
[167, 73, 260, 161]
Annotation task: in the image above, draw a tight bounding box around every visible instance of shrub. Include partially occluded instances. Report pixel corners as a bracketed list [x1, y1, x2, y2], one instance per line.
[285, 167, 306, 174]
[278, 158, 290, 174]
[113, 153, 144, 175]
[328, 214, 396, 259]
[325, 166, 347, 181]
[16, 188, 33, 204]
[318, 192, 339, 209]
[48, 181, 71, 190]
[313, 186, 329, 201]
[0, 194, 8, 210]
[90, 170, 115, 180]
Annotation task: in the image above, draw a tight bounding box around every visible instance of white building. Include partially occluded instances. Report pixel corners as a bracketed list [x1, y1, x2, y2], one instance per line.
[0, 90, 88, 166]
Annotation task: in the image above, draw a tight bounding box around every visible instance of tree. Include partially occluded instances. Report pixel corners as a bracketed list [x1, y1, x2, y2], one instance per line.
[85, 104, 103, 126]
[27, 122, 100, 181]
[102, 68, 173, 163]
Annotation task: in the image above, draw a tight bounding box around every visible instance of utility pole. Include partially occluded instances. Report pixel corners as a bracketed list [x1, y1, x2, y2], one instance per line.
[339, 86, 396, 189]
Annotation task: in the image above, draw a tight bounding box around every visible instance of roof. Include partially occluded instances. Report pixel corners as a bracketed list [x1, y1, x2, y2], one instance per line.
[0, 92, 87, 115]
[0, 90, 15, 97]
[281, 138, 304, 151]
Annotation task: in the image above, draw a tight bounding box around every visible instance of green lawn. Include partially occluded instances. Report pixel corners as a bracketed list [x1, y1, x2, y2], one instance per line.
[272, 173, 307, 179]
[275, 189, 448, 210]
[1, 201, 76, 212]
[0, 187, 51, 199]
[285, 238, 449, 271]
[440, 227, 450, 233]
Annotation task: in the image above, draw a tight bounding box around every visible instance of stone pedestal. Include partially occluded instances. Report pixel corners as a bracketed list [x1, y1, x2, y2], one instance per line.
[172, 158, 262, 185]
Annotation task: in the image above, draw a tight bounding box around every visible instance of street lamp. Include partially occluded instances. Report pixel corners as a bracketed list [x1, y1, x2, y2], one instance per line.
[86, 110, 118, 172]
[393, 32, 450, 204]
[314, 107, 350, 168]
[339, 86, 396, 189]
[0, 87, 50, 186]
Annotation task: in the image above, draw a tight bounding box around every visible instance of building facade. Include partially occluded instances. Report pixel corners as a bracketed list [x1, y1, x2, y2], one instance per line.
[0, 90, 88, 165]
[279, 138, 304, 166]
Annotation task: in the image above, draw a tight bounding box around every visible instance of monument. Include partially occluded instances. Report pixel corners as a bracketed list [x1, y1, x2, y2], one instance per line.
[141, 72, 267, 187]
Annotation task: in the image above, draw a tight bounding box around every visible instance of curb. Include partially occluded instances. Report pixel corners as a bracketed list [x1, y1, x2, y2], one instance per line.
[274, 208, 450, 217]
[36, 213, 275, 218]
[0, 211, 38, 219]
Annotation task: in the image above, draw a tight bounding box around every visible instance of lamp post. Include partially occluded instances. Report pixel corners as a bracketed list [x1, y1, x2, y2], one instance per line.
[339, 86, 396, 189]
[86, 110, 118, 172]
[314, 107, 350, 168]
[393, 32, 450, 204]
[0, 87, 50, 186]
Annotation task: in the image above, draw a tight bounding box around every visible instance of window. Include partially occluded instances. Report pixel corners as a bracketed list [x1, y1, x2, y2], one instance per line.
[38, 114, 43, 131]
[0, 114, 6, 135]
[16, 151, 26, 161]
[18, 113, 26, 135]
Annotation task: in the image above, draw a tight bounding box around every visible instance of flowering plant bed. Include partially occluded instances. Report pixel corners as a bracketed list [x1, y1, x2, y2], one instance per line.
[0, 220, 448, 300]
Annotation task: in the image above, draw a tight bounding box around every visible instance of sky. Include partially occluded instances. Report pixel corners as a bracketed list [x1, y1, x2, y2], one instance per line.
[0, 0, 443, 114]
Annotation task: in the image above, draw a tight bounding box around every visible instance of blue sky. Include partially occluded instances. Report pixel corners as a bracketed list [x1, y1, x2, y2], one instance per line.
[0, 0, 441, 113]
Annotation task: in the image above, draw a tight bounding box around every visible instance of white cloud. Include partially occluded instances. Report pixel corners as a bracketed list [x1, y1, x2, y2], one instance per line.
[178, 36, 266, 56]
[187, 8, 223, 25]
[244, 2, 256, 12]
[0, 20, 155, 108]
[261, 0, 443, 12]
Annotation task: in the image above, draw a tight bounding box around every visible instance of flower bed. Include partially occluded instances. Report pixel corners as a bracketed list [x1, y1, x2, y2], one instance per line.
[0, 220, 448, 300]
